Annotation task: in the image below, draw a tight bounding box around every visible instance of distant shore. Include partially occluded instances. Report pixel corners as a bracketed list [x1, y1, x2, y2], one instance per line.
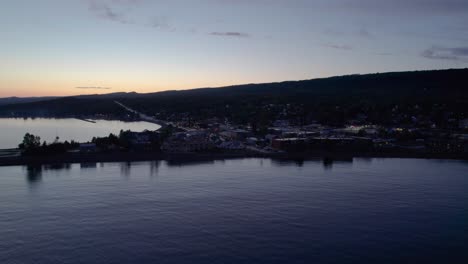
[0, 150, 466, 167]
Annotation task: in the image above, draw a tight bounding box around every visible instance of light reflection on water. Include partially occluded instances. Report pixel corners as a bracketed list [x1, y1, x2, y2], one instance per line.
[22, 157, 354, 187]
[0, 158, 467, 264]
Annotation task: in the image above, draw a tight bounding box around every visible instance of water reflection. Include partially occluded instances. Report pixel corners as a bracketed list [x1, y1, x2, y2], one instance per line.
[6, 158, 467, 264]
[322, 157, 353, 170]
[149, 160, 161, 177]
[323, 157, 334, 170]
[295, 159, 304, 167]
[25, 165, 42, 186]
[355, 157, 372, 165]
[25, 163, 72, 187]
[272, 158, 315, 167]
[165, 158, 216, 167]
[21, 157, 357, 184]
[44, 163, 71, 171]
[271, 157, 354, 170]
[120, 162, 132, 177]
[80, 163, 97, 170]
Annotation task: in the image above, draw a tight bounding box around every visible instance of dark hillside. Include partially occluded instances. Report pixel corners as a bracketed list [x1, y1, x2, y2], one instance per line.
[1, 68, 466, 126]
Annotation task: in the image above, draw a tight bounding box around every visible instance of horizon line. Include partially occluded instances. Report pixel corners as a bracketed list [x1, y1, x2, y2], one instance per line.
[1, 67, 466, 99]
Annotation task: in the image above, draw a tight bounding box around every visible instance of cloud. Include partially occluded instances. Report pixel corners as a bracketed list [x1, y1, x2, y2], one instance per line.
[76, 86, 112, 90]
[375, 52, 392, 56]
[86, 1, 194, 34]
[86, 1, 251, 38]
[322, 43, 353, 50]
[329, 0, 468, 16]
[87, 0, 144, 24]
[214, 0, 468, 15]
[322, 29, 344, 36]
[323, 28, 373, 39]
[209, 32, 250, 38]
[356, 28, 372, 38]
[110, 0, 144, 4]
[421, 46, 468, 62]
[148, 17, 176, 32]
[88, 1, 128, 24]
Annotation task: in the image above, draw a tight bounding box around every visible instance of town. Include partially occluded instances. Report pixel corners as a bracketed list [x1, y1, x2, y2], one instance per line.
[11, 107, 468, 164]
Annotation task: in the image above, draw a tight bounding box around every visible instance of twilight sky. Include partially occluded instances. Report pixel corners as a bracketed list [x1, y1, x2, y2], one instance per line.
[1, 0, 467, 97]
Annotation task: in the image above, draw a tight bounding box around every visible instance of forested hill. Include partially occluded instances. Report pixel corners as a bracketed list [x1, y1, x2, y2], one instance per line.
[0, 97, 58, 106]
[0, 68, 467, 125]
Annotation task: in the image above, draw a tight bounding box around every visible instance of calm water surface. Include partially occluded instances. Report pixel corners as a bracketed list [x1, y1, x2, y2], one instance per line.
[0, 118, 161, 149]
[0, 158, 467, 264]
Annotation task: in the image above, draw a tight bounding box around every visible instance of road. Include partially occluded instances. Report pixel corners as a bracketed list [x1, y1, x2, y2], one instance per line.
[114, 101, 167, 128]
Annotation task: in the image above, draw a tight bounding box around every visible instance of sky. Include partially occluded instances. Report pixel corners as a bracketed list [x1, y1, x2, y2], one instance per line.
[1, 0, 467, 97]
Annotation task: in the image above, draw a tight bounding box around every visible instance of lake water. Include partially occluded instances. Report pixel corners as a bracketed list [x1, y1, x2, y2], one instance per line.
[0, 118, 161, 149]
[0, 158, 467, 264]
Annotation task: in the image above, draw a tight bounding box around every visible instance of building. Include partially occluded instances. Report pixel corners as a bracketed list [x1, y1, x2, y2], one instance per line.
[272, 138, 307, 152]
[162, 136, 215, 153]
[427, 136, 468, 154]
[308, 137, 373, 152]
[79, 143, 97, 153]
[459, 119, 468, 130]
[218, 141, 245, 150]
[219, 129, 250, 140]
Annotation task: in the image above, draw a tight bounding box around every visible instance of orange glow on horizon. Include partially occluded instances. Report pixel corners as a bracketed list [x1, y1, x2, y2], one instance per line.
[0, 79, 263, 97]
[0, 70, 306, 97]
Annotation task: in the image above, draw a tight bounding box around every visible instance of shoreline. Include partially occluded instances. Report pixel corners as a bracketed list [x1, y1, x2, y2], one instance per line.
[0, 150, 466, 167]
